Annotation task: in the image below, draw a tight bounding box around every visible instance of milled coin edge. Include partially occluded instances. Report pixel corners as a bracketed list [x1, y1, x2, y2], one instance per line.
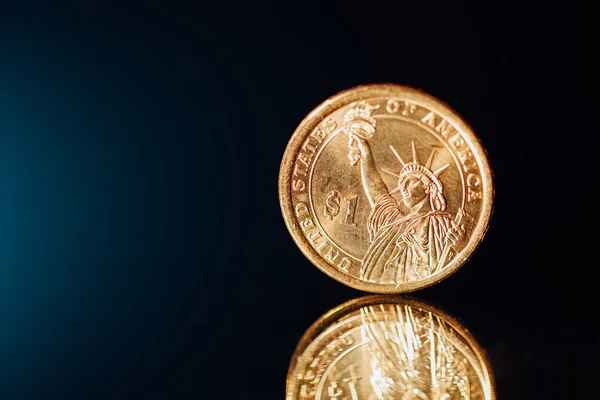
[278, 83, 494, 294]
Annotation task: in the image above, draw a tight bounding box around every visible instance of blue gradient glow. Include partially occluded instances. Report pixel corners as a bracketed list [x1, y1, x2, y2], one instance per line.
[0, 6, 243, 398]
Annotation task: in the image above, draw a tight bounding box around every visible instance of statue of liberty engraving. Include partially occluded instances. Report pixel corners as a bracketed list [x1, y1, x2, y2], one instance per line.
[344, 101, 466, 284]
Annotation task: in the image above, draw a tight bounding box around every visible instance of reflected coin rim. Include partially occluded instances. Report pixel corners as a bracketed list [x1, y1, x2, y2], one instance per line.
[286, 295, 496, 400]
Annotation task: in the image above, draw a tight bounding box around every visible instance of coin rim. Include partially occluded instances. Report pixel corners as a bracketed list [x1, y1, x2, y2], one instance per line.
[285, 294, 497, 400]
[279, 83, 494, 294]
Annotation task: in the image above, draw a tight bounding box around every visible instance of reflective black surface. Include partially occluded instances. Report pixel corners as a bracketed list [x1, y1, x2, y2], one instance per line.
[0, 1, 588, 399]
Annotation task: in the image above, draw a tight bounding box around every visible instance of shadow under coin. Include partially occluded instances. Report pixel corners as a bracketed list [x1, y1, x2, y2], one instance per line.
[286, 296, 495, 400]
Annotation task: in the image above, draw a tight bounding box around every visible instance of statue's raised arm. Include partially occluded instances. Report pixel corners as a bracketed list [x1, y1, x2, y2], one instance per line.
[343, 101, 389, 208]
[352, 136, 388, 208]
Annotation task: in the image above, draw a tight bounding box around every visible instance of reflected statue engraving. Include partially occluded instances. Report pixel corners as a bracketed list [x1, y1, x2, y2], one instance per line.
[286, 296, 495, 400]
[362, 305, 472, 399]
[343, 102, 467, 283]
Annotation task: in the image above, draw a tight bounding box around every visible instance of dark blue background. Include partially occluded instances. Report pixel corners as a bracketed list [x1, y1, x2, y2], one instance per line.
[0, 1, 587, 399]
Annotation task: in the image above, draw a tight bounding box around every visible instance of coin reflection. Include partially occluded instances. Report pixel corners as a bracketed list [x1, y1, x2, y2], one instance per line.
[286, 296, 495, 400]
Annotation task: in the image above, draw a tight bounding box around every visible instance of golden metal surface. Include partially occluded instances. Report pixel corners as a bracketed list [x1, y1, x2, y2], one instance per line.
[279, 84, 493, 293]
[286, 296, 495, 400]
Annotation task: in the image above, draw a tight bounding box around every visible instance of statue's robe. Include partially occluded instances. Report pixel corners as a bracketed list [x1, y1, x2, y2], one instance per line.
[360, 194, 454, 283]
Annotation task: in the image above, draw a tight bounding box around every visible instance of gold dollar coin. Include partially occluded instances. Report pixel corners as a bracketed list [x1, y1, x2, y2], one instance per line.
[286, 295, 496, 400]
[279, 84, 493, 293]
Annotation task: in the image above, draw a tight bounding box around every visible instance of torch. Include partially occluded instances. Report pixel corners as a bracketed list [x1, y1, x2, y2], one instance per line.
[342, 101, 380, 166]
